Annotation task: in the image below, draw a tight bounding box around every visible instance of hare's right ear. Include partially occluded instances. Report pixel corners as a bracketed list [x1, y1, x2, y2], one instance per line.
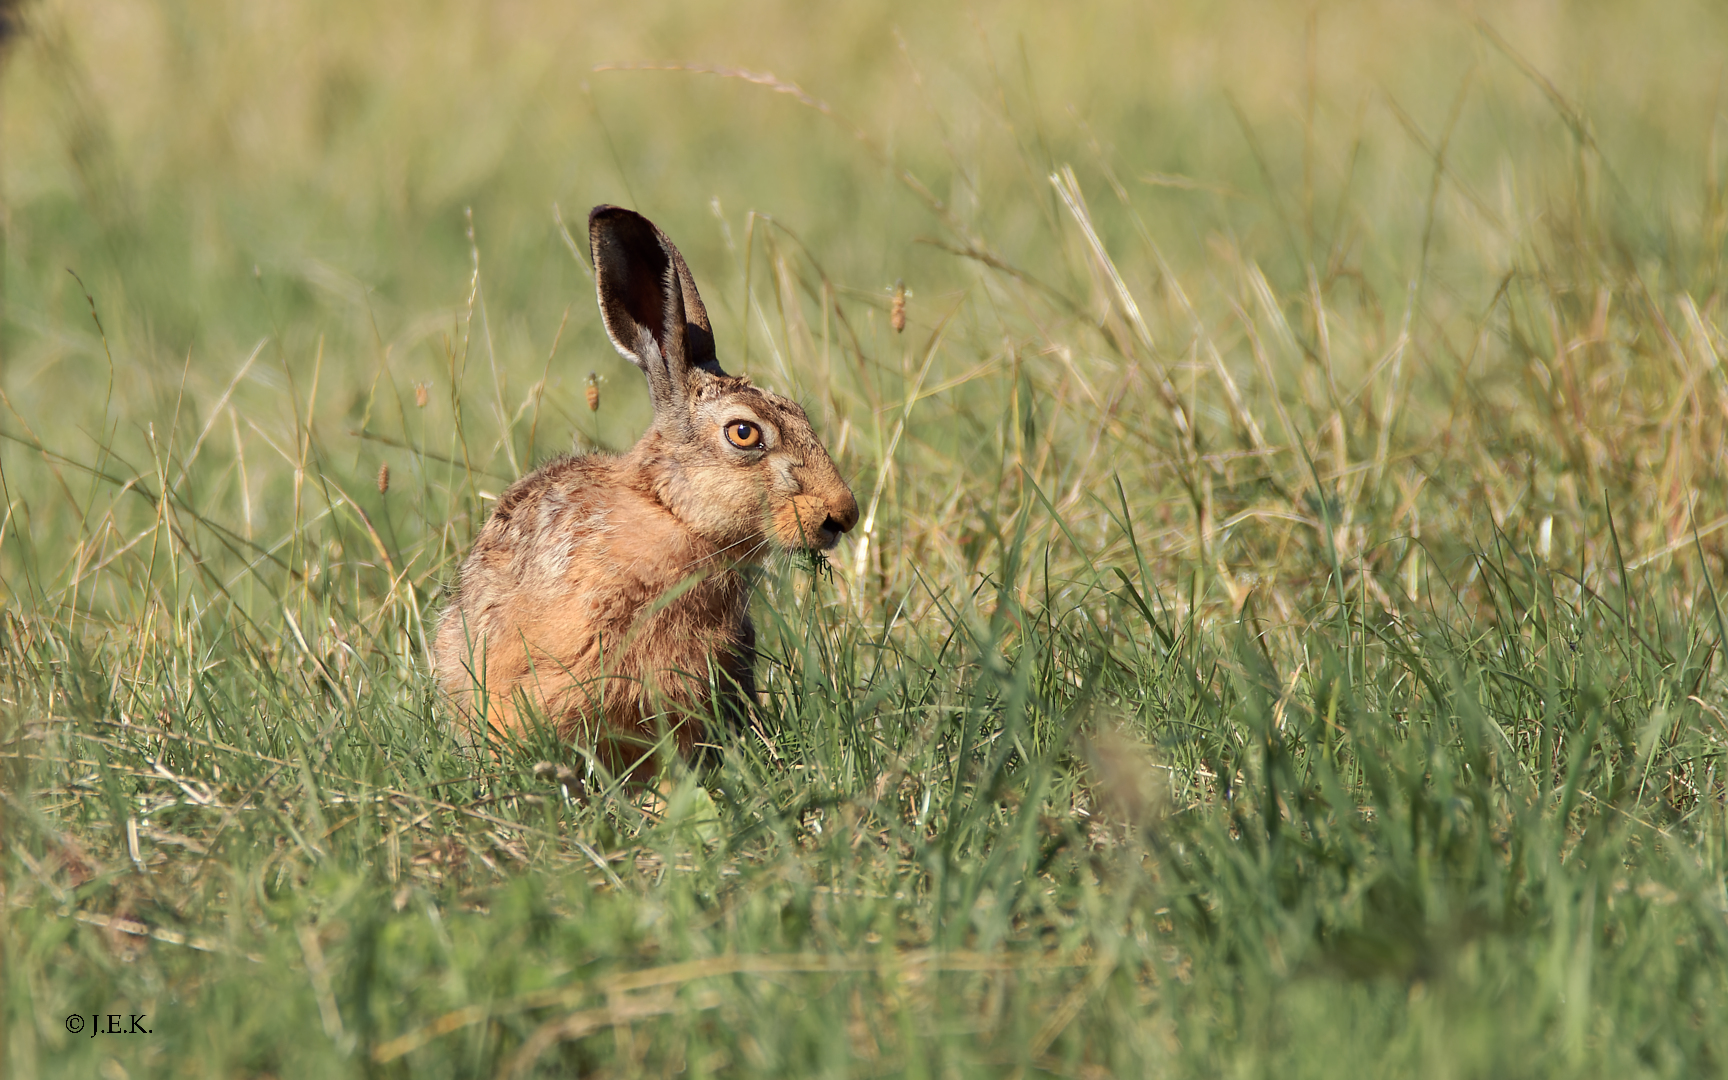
[589, 206, 724, 419]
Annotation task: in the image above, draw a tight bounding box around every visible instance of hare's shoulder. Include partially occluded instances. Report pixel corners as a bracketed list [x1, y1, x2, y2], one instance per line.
[469, 454, 701, 583]
[468, 455, 611, 556]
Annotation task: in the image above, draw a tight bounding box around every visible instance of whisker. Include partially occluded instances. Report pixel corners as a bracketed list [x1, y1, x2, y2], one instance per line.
[680, 532, 774, 574]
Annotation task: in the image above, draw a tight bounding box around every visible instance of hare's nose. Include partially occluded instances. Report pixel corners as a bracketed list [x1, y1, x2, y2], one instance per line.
[826, 491, 860, 535]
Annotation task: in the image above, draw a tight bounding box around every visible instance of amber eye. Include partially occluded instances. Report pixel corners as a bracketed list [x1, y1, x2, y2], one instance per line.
[725, 420, 763, 449]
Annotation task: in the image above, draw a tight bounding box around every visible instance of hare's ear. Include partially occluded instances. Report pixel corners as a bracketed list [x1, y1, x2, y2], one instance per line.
[589, 206, 724, 416]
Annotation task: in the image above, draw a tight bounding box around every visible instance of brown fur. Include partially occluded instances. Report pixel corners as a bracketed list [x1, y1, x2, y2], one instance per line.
[432, 207, 857, 775]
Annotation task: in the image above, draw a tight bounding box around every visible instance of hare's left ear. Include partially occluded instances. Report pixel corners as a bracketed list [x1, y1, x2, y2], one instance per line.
[589, 206, 724, 417]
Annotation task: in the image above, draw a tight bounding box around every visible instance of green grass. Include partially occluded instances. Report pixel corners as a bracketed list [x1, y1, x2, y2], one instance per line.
[4, 0, 1728, 1076]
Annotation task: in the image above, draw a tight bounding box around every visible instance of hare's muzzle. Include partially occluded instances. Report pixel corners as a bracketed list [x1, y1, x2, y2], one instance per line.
[782, 484, 859, 550]
[820, 488, 860, 546]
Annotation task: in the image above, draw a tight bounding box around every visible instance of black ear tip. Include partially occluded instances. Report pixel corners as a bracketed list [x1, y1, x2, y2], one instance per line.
[589, 206, 667, 257]
[588, 204, 635, 228]
[589, 206, 666, 273]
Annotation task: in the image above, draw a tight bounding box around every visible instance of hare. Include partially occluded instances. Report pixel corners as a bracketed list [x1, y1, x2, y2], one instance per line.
[432, 205, 858, 775]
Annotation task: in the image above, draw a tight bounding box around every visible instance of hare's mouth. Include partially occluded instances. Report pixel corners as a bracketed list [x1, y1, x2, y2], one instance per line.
[809, 517, 850, 550]
[781, 518, 847, 551]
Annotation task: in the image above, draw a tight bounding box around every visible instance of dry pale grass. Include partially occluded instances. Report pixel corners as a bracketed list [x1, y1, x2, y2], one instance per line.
[2, 2, 1727, 1077]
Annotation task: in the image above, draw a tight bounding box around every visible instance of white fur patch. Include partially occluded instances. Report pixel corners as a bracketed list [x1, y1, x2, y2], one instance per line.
[634, 326, 662, 367]
[769, 450, 803, 495]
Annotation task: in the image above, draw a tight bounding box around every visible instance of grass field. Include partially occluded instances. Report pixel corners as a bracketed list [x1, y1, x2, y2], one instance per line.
[4, 1, 1728, 1076]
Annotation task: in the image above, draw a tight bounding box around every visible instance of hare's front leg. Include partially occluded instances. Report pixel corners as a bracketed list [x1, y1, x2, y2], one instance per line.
[716, 613, 757, 734]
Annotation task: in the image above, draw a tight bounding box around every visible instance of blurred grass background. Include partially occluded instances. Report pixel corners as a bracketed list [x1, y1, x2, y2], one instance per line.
[3, 0, 1728, 1076]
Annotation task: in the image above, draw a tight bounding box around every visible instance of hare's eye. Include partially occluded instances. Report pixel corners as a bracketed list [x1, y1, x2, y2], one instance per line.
[725, 420, 763, 449]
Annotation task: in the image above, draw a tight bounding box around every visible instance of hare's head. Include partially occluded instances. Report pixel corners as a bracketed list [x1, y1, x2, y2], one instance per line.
[589, 205, 859, 554]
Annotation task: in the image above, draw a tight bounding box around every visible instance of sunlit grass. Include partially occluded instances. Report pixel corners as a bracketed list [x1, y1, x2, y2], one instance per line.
[3, 0, 1728, 1076]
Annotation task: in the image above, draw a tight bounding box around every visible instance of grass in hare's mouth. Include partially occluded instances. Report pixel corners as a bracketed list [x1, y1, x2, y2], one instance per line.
[4, 1, 1728, 1076]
